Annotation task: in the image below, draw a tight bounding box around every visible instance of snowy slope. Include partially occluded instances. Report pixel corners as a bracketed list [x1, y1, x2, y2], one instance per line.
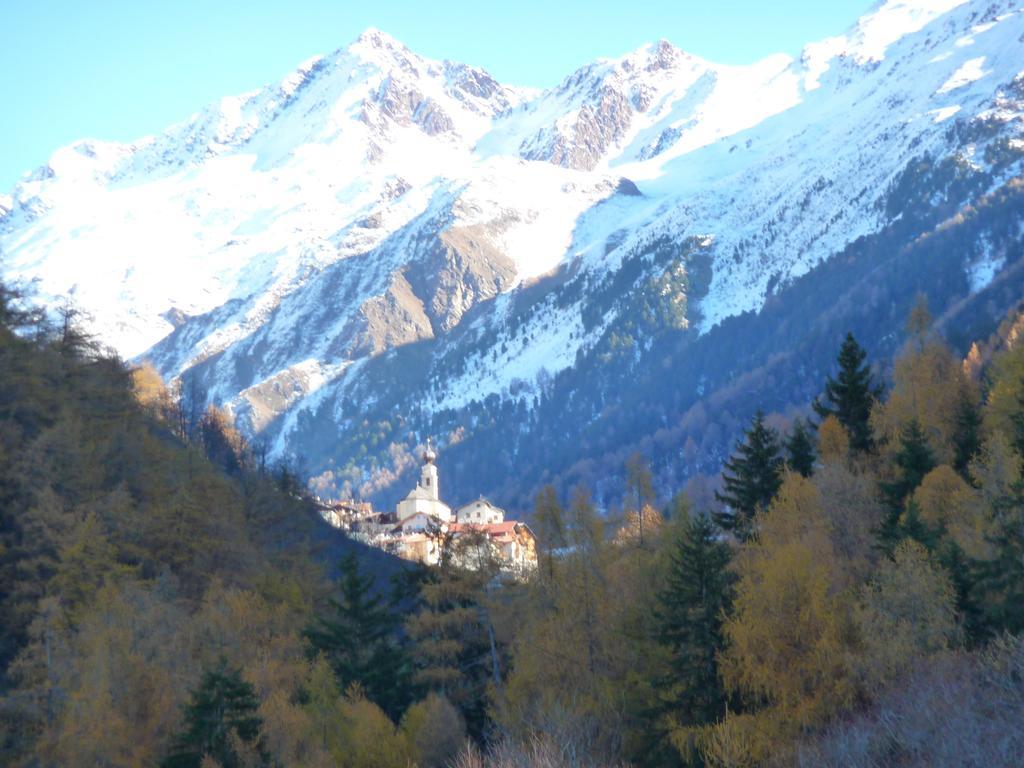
[2, 0, 1024, 498]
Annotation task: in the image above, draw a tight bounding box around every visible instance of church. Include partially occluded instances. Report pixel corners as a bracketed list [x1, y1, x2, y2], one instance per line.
[388, 440, 537, 572]
[394, 439, 452, 531]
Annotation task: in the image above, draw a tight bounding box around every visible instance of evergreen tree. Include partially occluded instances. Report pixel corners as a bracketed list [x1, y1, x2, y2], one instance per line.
[785, 418, 816, 478]
[1013, 381, 1024, 456]
[655, 513, 734, 763]
[405, 554, 494, 739]
[304, 552, 410, 718]
[715, 411, 783, 539]
[898, 498, 937, 551]
[974, 493, 1024, 637]
[879, 419, 936, 547]
[161, 658, 267, 768]
[975, 384, 1024, 636]
[951, 389, 983, 480]
[813, 332, 882, 454]
[936, 539, 985, 647]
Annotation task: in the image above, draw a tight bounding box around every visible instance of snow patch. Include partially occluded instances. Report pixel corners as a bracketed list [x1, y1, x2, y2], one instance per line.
[929, 105, 961, 122]
[967, 253, 1006, 292]
[937, 57, 990, 93]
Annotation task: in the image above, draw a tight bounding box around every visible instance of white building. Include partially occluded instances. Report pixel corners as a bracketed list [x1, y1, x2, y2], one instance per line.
[455, 498, 505, 525]
[394, 439, 452, 531]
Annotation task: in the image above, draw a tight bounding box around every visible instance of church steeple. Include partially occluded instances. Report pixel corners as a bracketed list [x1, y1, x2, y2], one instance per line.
[420, 438, 439, 501]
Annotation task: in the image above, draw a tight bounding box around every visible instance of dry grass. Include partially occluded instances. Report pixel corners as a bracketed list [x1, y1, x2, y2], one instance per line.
[450, 734, 628, 768]
[787, 634, 1024, 767]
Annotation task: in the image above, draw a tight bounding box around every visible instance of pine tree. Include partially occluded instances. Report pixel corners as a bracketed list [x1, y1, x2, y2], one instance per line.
[161, 658, 267, 768]
[898, 498, 936, 550]
[813, 332, 882, 454]
[304, 552, 410, 718]
[974, 489, 1024, 636]
[879, 419, 936, 547]
[785, 418, 816, 478]
[405, 558, 493, 739]
[952, 387, 983, 480]
[715, 411, 783, 539]
[974, 383, 1024, 636]
[936, 539, 985, 647]
[655, 513, 734, 762]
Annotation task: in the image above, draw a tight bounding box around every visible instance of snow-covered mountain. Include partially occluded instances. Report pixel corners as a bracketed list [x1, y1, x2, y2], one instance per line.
[3, 0, 1024, 507]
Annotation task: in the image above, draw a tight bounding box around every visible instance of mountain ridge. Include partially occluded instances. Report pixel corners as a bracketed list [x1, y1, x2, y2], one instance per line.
[2, 0, 1023, 508]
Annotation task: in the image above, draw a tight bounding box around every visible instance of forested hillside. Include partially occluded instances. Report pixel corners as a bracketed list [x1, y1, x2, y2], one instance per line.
[0, 281, 414, 765]
[3, 264, 1024, 767]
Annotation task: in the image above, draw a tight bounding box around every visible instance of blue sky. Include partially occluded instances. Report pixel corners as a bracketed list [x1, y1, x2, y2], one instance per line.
[0, 0, 872, 192]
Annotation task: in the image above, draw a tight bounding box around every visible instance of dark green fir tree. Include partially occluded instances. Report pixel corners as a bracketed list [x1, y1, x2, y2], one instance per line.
[715, 411, 783, 540]
[813, 332, 883, 454]
[878, 419, 936, 548]
[161, 658, 267, 768]
[975, 384, 1024, 636]
[951, 388, 983, 480]
[654, 513, 735, 765]
[785, 418, 817, 478]
[936, 539, 985, 647]
[304, 552, 411, 718]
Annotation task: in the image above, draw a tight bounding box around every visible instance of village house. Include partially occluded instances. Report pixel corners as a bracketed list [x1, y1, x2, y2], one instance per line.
[314, 498, 377, 531]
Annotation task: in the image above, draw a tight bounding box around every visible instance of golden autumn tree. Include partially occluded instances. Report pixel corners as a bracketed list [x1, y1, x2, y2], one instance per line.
[497, 486, 665, 761]
[817, 414, 851, 465]
[337, 689, 409, 768]
[911, 465, 990, 559]
[855, 539, 961, 686]
[400, 693, 466, 768]
[813, 461, 883, 587]
[982, 343, 1024, 443]
[872, 301, 981, 467]
[714, 473, 858, 762]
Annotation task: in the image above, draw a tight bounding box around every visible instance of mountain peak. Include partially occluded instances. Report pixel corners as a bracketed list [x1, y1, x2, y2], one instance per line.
[607, 38, 712, 83]
[643, 39, 689, 70]
[349, 27, 422, 62]
[353, 27, 405, 48]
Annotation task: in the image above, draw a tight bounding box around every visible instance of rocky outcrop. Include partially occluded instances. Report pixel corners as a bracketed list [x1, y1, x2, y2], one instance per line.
[361, 78, 455, 136]
[525, 86, 635, 171]
[352, 271, 435, 357]
[407, 223, 519, 333]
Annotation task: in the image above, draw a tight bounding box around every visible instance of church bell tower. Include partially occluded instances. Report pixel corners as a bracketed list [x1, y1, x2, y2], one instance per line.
[420, 438, 439, 501]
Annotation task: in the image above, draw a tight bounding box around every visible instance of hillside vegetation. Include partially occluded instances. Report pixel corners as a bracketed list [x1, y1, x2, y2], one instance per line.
[2, 277, 1024, 766]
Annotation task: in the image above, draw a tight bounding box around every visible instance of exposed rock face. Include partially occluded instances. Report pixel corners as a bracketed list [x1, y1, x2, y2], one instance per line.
[443, 62, 514, 111]
[354, 271, 435, 356]
[365, 78, 455, 136]
[638, 125, 683, 160]
[525, 86, 636, 171]
[407, 223, 519, 333]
